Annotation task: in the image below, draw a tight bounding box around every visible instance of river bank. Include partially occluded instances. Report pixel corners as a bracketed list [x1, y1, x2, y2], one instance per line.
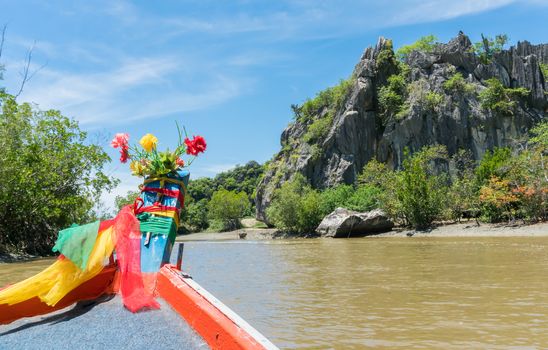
[3, 221, 546, 263]
[177, 221, 548, 242]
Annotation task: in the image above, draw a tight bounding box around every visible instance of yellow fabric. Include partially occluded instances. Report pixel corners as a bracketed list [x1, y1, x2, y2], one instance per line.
[0, 226, 115, 307]
[150, 210, 179, 227]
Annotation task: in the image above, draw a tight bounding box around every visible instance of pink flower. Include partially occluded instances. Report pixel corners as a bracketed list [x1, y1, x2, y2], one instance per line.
[111, 133, 129, 149]
[176, 157, 185, 167]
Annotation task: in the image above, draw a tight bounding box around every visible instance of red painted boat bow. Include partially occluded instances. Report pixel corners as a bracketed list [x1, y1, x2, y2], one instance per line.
[157, 264, 278, 350]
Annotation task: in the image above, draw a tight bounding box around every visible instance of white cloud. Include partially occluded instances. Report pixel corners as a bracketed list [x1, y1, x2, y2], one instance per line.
[11, 56, 246, 126]
[157, 0, 525, 40]
[200, 163, 237, 175]
[388, 0, 517, 26]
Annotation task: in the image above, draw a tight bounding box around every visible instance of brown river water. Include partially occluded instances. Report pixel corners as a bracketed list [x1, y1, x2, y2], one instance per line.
[2, 237, 548, 349]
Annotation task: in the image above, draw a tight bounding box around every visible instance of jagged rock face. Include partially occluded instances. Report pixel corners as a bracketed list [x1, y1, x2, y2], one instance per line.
[256, 33, 548, 223]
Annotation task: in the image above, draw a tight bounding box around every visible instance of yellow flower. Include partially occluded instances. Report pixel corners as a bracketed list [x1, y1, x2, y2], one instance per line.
[129, 160, 144, 176]
[140, 133, 158, 152]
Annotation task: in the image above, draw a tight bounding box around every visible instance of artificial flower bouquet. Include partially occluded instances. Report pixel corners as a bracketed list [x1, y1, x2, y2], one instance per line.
[110, 125, 207, 291]
[111, 124, 206, 177]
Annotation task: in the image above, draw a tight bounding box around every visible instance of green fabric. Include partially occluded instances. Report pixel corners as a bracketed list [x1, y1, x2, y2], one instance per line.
[52, 221, 100, 270]
[137, 213, 176, 241]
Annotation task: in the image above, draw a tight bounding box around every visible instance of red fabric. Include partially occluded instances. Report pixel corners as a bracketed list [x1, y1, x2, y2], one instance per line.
[112, 205, 160, 312]
[142, 186, 180, 198]
[141, 186, 185, 204]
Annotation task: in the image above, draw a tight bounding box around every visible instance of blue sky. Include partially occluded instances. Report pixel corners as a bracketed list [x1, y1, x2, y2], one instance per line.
[1, 0, 547, 209]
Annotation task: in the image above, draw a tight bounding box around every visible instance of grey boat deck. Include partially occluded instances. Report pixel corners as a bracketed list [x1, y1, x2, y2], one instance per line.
[0, 296, 208, 350]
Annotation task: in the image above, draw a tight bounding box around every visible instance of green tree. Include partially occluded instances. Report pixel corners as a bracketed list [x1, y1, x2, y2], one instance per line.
[319, 184, 355, 215]
[540, 63, 548, 80]
[0, 91, 117, 254]
[297, 190, 323, 234]
[293, 77, 354, 123]
[266, 174, 308, 232]
[114, 190, 140, 210]
[472, 34, 509, 64]
[345, 185, 381, 212]
[377, 68, 409, 123]
[445, 150, 480, 222]
[319, 183, 381, 214]
[266, 174, 325, 233]
[476, 147, 512, 184]
[359, 159, 401, 220]
[207, 189, 250, 231]
[396, 146, 449, 229]
[184, 199, 209, 232]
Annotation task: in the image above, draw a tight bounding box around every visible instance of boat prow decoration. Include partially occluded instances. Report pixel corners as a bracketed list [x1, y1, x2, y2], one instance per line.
[0, 164, 278, 349]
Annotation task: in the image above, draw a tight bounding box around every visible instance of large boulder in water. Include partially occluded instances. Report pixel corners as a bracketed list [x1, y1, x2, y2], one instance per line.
[316, 208, 394, 238]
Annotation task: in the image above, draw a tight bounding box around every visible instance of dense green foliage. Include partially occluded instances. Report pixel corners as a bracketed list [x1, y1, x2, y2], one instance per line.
[479, 78, 529, 115]
[477, 122, 548, 222]
[377, 64, 410, 122]
[475, 147, 511, 184]
[396, 146, 448, 229]
[267, 176, 381, 234]
[378, 73, 407, 121]
[290, 77, 354, 145]
[376, 39, 398, 69]
[396, 35, 438, 60]
[319, 184, 380, 214]
[181, 161, 264, 232]
[360, 146, 449, 229]
[303, 113, 334, 143]
[355, 123, 548, 228]
[294, 78, 354, 124]
[266, 174, 314, 233]
[207, 189, 250, 231]
[0, 91, 116, 254]
[472, 34, 509, 64]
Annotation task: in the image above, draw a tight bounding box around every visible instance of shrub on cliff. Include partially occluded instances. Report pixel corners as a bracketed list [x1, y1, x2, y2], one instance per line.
[396, 35, 438, 60]
[472, 34, 508, 64]
[294, 77, 354, 124]
[479, 78, 529, 115]
[378, 69, 409, 122]
[443, 72, 475, 95]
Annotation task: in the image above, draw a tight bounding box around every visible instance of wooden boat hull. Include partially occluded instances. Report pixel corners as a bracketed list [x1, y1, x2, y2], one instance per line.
[157, 264, 277, 350]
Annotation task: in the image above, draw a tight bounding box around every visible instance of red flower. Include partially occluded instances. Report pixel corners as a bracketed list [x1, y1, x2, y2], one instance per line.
[111, 133, 129, 149]
[176, 157, 185, 167]
[184, 135, 207, 156]
[119, 147, 129, 163]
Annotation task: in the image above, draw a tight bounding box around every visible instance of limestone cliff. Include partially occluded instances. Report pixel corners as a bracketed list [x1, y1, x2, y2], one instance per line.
[256, 32, 547, 223]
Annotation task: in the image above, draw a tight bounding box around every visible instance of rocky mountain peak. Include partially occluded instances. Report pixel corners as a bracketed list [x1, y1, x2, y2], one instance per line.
[256, 32, 547, 223]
